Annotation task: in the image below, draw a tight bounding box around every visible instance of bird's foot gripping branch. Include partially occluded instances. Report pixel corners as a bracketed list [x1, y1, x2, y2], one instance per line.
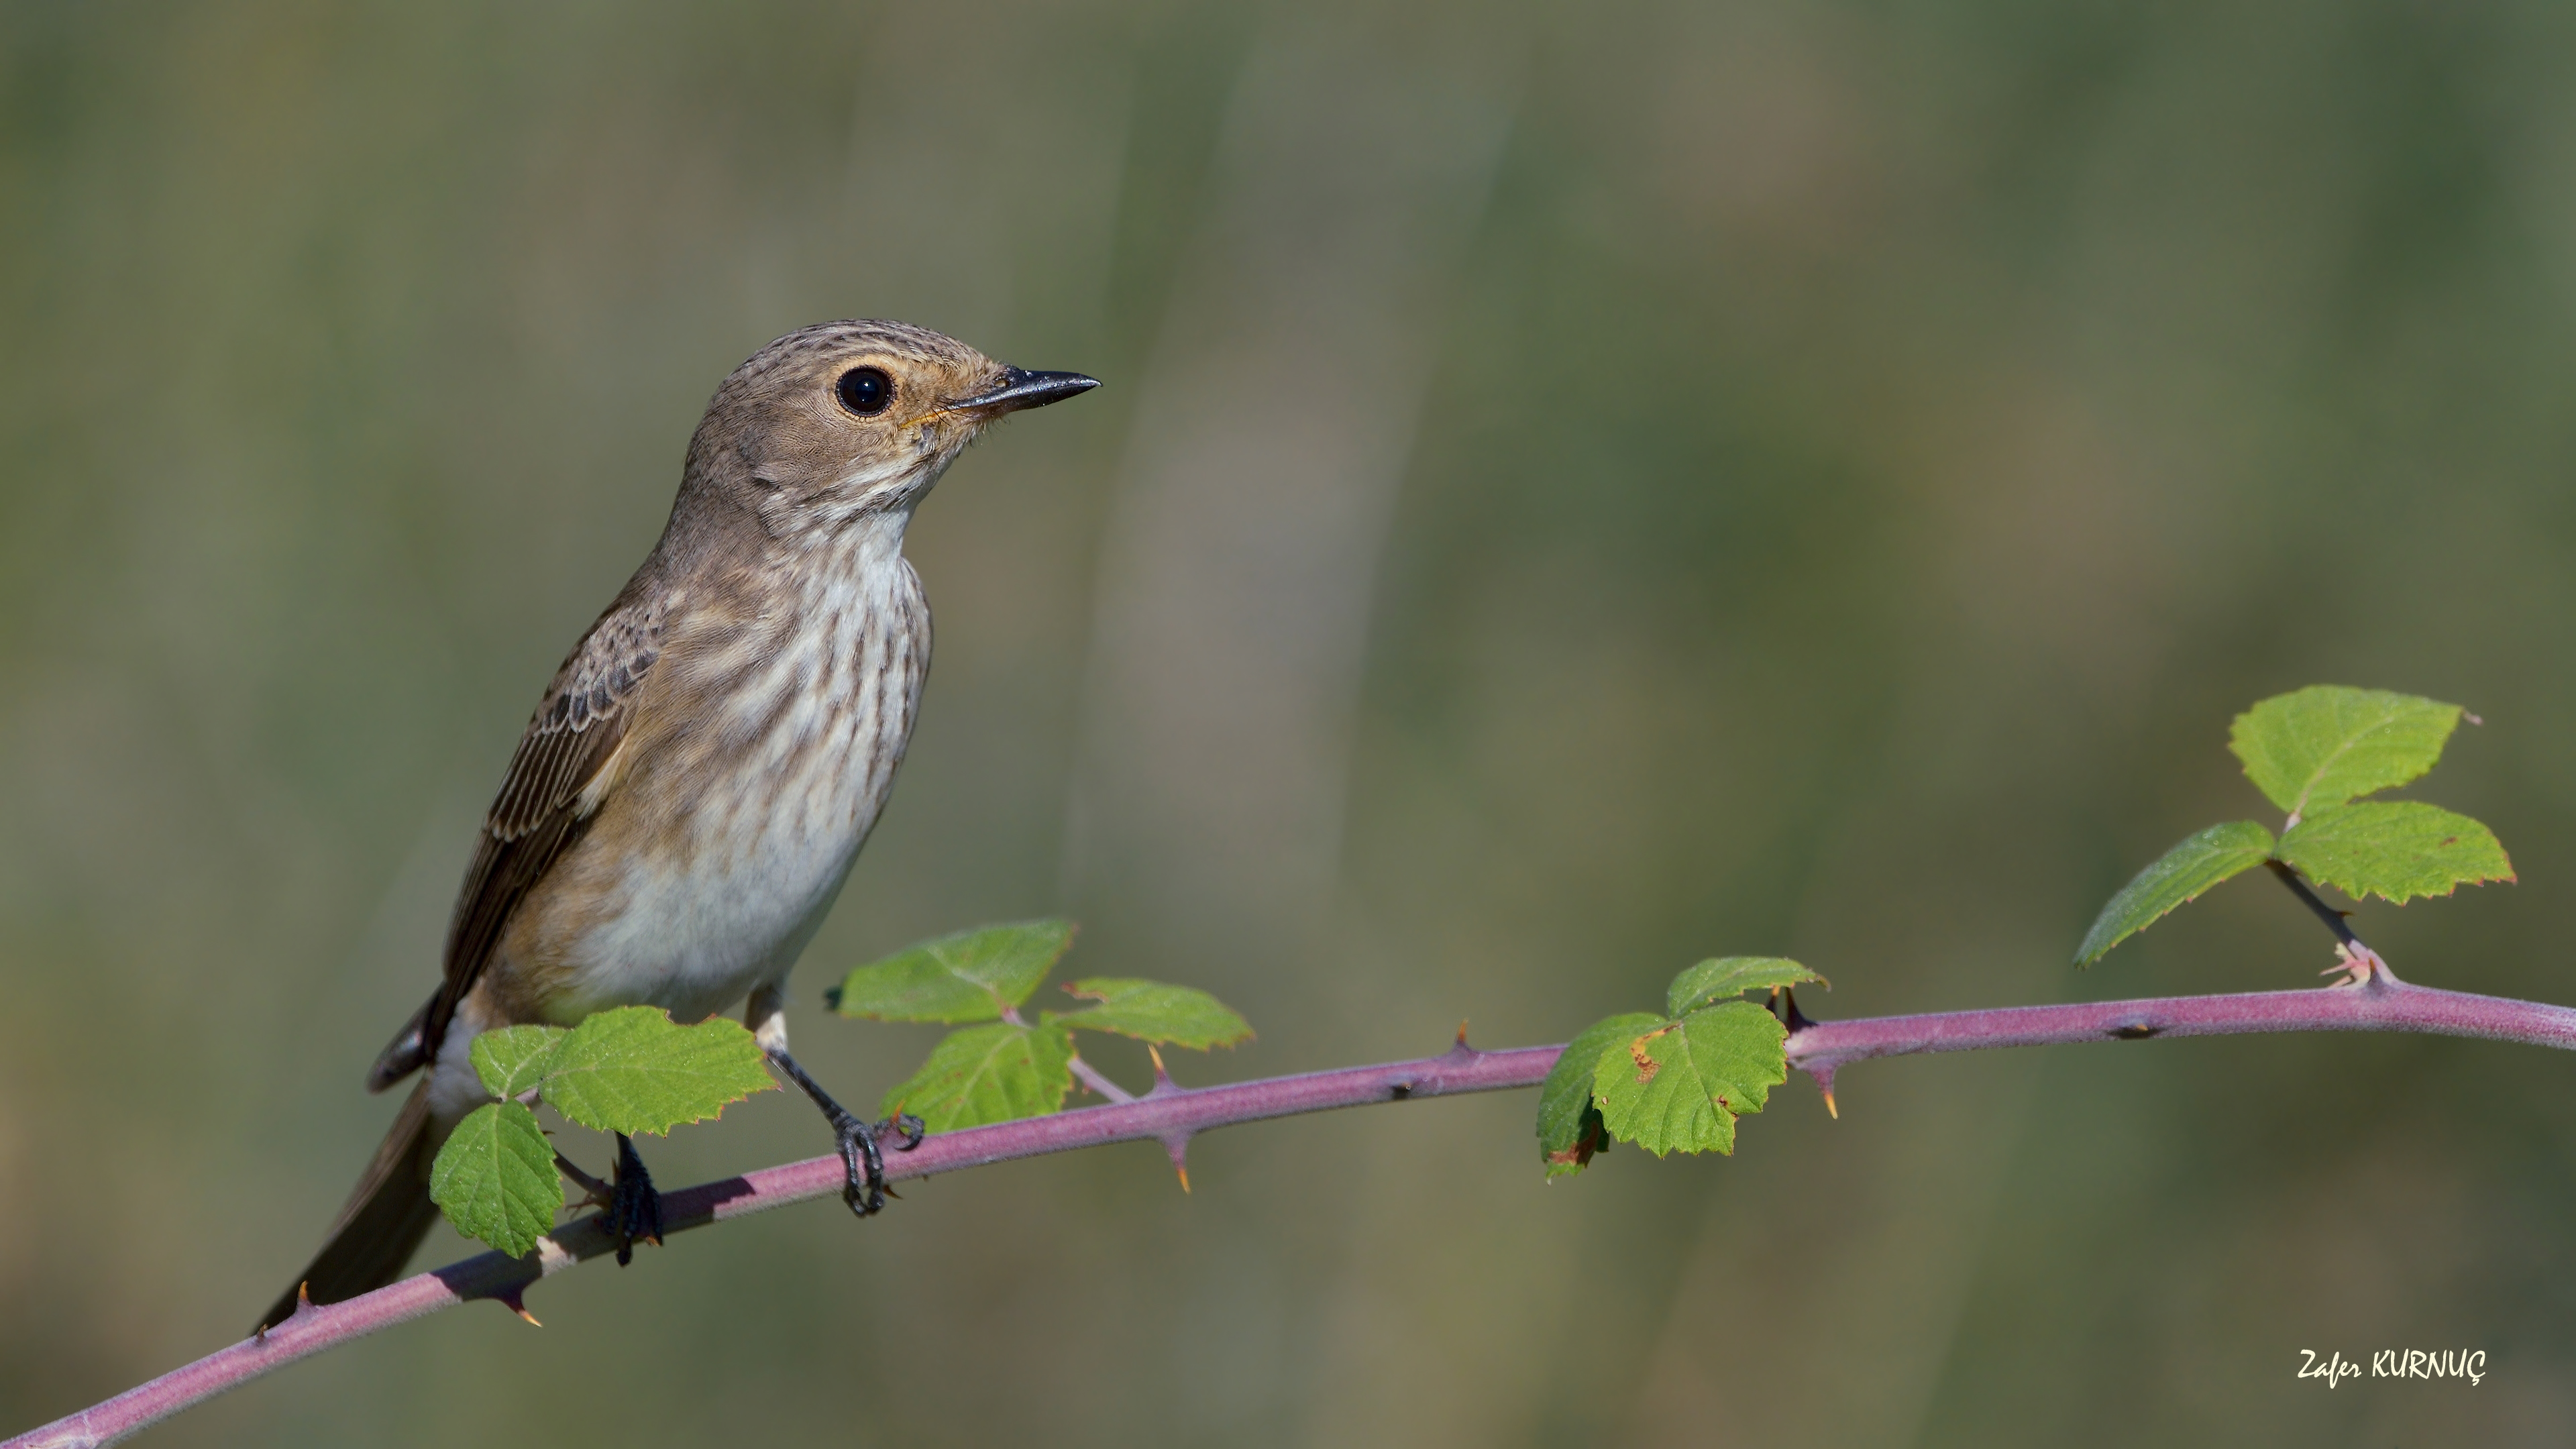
[424, 920, 1255, 1261]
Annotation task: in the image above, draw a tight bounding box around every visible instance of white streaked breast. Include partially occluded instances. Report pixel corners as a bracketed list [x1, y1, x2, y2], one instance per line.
[555, 521, 929, 1025]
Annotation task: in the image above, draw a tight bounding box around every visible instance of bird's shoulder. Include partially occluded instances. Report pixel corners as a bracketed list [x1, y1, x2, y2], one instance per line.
[368, 585, 683, 1090]
[485, 589, 676, 839]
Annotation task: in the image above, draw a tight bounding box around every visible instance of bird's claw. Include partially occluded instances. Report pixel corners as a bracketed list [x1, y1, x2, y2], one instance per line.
[833, 1112, 888, 1217]
[832, 1111, 925, 1218]
[607, 1132, 663, 1266]
[883, 1110, 926, 1153]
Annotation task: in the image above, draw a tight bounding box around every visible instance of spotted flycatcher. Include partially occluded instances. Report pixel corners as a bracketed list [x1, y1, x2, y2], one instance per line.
[262, 321, 1098, 1328]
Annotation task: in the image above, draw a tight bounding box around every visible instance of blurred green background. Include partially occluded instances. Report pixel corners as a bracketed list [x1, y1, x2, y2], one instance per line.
[7, 0, 2576, 1443]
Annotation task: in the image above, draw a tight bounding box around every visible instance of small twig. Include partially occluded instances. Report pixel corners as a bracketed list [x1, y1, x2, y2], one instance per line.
[2265, 859, 2363, 949]
[553, 1152, 613, 1210]
[1067, 1054, 1136, 1104]
[1000, 1003, 1134, 1102]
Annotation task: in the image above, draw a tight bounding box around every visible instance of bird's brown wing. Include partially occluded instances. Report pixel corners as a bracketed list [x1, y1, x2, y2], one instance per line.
[365, 594, 667, 1090]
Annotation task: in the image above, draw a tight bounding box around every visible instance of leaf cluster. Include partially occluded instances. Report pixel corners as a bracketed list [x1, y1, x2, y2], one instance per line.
[1535, 957, 1819, 1180]
[2076, 686, 2514, 965]
[830, 920, 1252, 1132]
[429, 1007, 777, 1257]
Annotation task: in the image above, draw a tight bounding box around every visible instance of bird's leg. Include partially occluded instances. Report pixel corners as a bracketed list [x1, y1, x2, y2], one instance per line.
[748, 983, 922, 1218]
[606, 1132, 663, 1266]
[767, 1044, 924, 1216]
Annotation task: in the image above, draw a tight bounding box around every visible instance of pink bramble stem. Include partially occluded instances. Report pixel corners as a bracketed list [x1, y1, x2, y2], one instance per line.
[16, 973, 2576, 1448]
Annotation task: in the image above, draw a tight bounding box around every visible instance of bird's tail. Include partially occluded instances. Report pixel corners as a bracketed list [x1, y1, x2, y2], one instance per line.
[259, 1081, 443, 1331]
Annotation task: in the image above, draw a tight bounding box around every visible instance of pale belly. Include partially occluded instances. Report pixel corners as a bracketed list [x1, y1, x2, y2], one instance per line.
[560, 806, 866, 1025]
[423, 779, 881, 1126]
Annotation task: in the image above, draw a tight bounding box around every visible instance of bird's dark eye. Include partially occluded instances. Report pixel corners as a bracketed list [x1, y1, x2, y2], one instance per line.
[835, 366, 893, 417]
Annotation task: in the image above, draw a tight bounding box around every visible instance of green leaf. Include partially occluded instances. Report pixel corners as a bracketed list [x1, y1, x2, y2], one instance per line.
[470, 1024, 568, 1099]
[1591, 1001, 1788, 1157]
[2075, 821, 2277, 966]
[2275, 801, 2515, 905]
[826, 920, 1077, 1024]
[2228, 686, 2465, 819]
[428, 1100, 563, 1258]
[1057, 978, 1253, 1050]
[1536, 1012, 1664, 1179]
[1664, 957, 1821, 1018]
[878, 1020, 1075, 1133]
[537, 1006, 777, 1137]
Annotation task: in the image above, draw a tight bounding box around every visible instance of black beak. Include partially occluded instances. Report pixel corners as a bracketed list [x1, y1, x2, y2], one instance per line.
[951, 366, 1100, 415]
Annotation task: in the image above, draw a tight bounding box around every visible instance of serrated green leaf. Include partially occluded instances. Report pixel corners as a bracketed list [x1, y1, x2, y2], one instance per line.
[469, 1024, 568, 1099]
[537, 1007, 776, 1136]
[1591, 1001, 1787, 1157]
[2228, 686, 2464, 818]
[1057, 978, 1252, 1050]
[1664, 957, 1821, 1018]
[2075, 821, 2277, 966]
[826, 919, 1077, 1023]
[2275, 801, 2514, 905]
[878, 1020, 1075, 1132]
[428, 1100, 563, 1258]
[1536, 1012, 1665, 1180]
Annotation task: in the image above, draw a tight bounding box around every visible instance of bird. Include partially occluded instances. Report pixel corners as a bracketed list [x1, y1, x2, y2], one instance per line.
[262, 320, 1098, 1330]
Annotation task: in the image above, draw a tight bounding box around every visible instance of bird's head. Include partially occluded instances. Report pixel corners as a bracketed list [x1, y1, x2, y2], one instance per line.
[682, 319, 1097, 535]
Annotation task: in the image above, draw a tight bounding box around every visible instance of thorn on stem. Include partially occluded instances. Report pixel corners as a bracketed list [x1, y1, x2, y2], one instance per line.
[2326, 941, 2396, 988]
[1162, 1133, 1192, 1193]
[1440, 1020, 1483, 1065]
[497, 1290, 541, 1327]
[1146, 1043, 1180, 1096]
[1806, 1067, 1839, 1120]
